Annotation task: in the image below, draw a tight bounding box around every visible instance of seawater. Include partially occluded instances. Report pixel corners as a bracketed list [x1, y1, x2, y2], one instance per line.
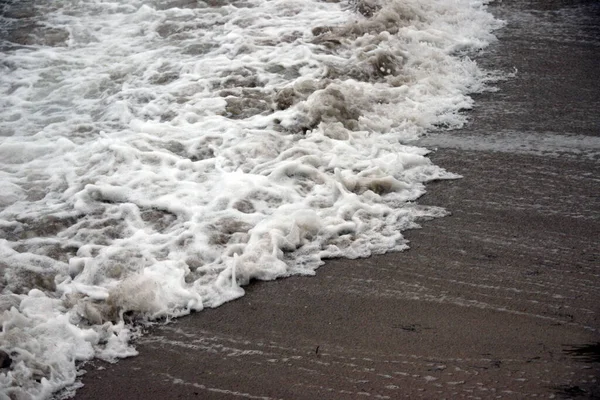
[0, 0, 502, 398]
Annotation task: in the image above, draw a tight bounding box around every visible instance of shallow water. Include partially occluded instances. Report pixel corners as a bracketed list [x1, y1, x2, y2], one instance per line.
[0, 0, 502, 397]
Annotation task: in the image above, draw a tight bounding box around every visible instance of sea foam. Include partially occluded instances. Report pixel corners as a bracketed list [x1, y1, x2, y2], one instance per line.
[0, 0, 502, 397]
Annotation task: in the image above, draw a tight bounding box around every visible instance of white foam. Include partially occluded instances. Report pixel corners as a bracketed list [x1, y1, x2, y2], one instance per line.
[0, 0, 502, 397]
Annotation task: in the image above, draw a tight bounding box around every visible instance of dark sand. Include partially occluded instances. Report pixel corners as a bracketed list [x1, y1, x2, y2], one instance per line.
[76, 0, 600, 398]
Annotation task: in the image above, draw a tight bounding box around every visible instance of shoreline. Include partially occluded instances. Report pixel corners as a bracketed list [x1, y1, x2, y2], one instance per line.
[76, 0, 600, 398]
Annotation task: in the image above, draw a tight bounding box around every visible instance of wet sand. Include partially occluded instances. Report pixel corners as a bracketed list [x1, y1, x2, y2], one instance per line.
[76, 0, 600, 398]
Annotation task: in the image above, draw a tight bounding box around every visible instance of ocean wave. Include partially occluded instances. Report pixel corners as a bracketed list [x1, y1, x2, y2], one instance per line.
[0, 0, 502, 397]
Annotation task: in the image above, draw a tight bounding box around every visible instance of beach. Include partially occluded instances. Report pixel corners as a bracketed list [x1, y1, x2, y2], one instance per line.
[75, 0, 600, 399]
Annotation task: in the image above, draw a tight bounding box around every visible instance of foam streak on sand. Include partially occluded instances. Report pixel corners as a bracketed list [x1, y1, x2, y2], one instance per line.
[0, 0, 501, 397]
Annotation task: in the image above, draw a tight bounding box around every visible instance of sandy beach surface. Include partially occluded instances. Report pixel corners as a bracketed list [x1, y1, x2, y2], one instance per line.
[76, 0, 600, 398]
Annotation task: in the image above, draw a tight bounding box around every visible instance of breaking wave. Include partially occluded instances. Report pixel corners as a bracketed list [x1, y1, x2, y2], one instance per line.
[0, 0, 502, 397]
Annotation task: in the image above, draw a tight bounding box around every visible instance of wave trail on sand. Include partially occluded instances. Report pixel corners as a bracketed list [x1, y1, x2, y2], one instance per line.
[0, 0, 502, 397]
